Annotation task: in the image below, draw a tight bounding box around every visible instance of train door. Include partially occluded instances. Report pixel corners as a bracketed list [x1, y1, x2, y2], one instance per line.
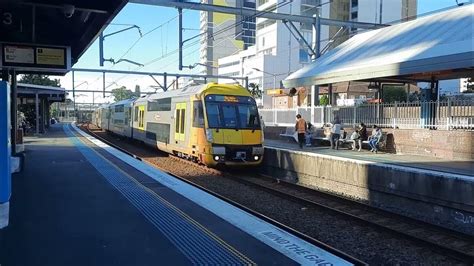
[138, 105, 145, 131]
[174, 103, 186, 144]
[124, 107, 131, 137]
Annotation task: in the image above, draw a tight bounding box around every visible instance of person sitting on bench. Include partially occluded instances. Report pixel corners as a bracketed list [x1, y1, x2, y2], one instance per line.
[368, 126, 382, 153]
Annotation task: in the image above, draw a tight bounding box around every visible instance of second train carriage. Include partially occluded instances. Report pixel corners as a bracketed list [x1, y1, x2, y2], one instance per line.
[93, 83, 264, 167]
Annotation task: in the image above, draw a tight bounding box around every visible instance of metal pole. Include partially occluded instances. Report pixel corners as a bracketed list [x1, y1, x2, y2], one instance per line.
[72, 70, 76, 121]
[11, 70, 17, 155]
[178, 8, 183, 70]
[273, 75, 276, 90]
[245, 76, 249, 91]
[379, 0, 383, 24]
[315, 14, 321, 59]
[35, 93, 39, 135]
[99, 32, 104, 66]
[163, 73, 167, 91]
[103, 72, 106, 97]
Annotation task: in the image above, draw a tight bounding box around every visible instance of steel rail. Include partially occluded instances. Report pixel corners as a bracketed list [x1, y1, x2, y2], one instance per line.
[224, 174, 474, 264]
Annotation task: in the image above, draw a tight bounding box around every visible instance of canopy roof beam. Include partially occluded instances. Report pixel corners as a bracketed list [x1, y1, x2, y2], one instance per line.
[129, 0, 387, 29]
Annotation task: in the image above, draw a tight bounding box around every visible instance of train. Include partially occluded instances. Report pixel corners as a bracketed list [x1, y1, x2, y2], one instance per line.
[93, 82, 264, 167]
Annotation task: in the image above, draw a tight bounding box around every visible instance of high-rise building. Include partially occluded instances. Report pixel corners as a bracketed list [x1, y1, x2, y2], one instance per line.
[199, 0, 256, 76]
[349, 0, 416, 27]
[216, 0, 417, 107]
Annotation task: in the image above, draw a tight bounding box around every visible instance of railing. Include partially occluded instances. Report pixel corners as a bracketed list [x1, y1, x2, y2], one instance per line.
[259, 99, 474, 130]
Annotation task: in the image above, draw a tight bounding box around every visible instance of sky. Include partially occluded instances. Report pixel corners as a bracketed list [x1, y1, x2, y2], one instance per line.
[56, 0, 471, 103]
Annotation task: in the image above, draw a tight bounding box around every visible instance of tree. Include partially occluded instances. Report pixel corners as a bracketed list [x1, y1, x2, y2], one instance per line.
[319, 95, 329, 106]
[111, 86, 134, 102]
[248, 83, 262, 99]
[463, 78, 474, 93]
[19, 74, 61, 87]
[134, 85, 141, 97]
[383, 85, 407, 103]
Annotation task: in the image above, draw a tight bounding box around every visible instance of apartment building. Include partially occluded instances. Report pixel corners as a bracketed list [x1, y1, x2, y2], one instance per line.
[199, 0, 256, 76]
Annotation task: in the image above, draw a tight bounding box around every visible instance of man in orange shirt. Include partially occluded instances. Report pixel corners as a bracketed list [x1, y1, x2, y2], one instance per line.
[295, 114, 307, 149]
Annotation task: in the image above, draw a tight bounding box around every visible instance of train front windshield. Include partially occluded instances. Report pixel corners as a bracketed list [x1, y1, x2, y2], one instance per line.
[205, 95, 261, 129]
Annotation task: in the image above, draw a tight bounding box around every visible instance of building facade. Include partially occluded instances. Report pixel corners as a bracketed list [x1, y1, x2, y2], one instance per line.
[199, 0, 256, 76]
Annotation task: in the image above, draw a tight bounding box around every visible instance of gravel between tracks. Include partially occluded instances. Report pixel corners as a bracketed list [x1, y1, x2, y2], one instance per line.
[87, 127, 466, 265]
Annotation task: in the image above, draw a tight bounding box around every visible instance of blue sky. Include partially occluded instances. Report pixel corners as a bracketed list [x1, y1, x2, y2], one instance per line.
[63, 0, 470, 103]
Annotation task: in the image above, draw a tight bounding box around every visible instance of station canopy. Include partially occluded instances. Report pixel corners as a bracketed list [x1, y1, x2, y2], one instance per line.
[0, 0, 127, 73]
[283, 4, 474, 88]
[17, 83, 66, 102]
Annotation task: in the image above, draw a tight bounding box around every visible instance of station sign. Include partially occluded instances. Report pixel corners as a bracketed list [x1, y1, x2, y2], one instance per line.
[0, 43, 71, 74]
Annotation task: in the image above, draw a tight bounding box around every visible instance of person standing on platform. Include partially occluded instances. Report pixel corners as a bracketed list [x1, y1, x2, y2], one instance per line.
[305, 122, 314, 147]
[295, 114, 307, 149]
[330, 117, 342, 150]
[358, 123, 368, 151]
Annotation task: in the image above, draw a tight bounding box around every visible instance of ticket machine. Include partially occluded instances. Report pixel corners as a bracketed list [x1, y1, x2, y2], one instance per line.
[0, 80, 11, 229]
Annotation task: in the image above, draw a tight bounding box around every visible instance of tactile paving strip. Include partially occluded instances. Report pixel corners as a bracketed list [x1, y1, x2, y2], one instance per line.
[64, 124, 255, 265]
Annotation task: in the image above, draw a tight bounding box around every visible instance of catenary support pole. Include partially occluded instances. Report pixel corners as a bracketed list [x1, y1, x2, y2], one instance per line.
[178, 8, 183, 71]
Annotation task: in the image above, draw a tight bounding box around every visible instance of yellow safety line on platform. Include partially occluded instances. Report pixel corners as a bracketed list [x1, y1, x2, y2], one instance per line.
[71, 126, 256, 265]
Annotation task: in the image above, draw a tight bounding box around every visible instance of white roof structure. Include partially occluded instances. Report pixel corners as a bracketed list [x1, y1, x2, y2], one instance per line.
[283, 4, 474, 88]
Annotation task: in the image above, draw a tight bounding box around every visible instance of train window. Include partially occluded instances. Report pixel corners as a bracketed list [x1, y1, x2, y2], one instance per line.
[238, 105, 260, 128]
[139, 109, 144, 128]
[114, 105, 124, 113]
[222, 105, 238, 128]
[146, 122, 170, 143]
[134, 107, 138, 122]
[175, 109, 181, 133]
[148, 98, 172, 111]
[206, 103, 221, 128]
[192, 101, 204, 128]
[180, 108, 185, 134]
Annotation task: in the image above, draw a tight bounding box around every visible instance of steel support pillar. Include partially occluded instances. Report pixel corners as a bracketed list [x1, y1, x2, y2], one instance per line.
[10, 70, 17, 155]
[35, 93, 39, 135]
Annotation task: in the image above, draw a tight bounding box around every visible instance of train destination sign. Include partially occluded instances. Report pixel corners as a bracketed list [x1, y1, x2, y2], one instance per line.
[0, 43, 71, 73]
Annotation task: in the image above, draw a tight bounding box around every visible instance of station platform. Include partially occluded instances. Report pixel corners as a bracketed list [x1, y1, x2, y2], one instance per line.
[264, 139, 474, 176]
[261, 138, 474, 235]
[0, 123, 352, 266]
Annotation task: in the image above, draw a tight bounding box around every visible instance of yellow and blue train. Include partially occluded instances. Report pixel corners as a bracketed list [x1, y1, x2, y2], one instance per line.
[93, 83, 264, 167]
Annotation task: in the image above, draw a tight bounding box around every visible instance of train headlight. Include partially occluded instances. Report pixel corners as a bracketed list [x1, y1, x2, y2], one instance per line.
[214, 155, 220, 161]
[205, 129, 213, 142]
[254, 155, 259, 161]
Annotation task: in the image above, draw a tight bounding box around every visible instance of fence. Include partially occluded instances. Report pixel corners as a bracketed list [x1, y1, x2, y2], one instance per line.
[259, 99, 474, 130]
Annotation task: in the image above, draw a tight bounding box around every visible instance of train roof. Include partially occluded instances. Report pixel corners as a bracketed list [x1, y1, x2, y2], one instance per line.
[108, 98, 136, 107]
[134, 83, 250, 103]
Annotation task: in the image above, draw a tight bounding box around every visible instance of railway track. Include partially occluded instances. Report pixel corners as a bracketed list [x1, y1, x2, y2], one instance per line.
[224, 174, 474, 264]
[81, 123, 366, 266]
[82, 123, 474, 265]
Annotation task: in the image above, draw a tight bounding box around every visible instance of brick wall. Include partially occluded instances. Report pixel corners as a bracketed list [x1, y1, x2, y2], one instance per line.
[386, 129, 473, 160]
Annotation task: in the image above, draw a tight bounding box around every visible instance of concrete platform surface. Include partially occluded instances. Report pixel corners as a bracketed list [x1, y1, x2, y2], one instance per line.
[264, 139, 474, 177]
[0, 123, 352, 266]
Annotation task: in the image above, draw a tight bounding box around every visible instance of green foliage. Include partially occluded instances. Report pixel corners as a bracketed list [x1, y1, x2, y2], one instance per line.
[19, 74, 61, 87]
[383, 86, 407, 103]
[111, 86, 134, 102]
[248, 83, 262, 99]
[319, 95, 329, 106]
